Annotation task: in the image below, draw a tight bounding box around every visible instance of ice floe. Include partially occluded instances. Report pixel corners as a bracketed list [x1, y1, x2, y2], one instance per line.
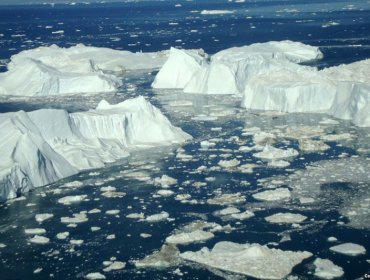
[166, 230, 214, 245]
[134, 244, 181, 268]
[85, 272, 106, 280]
[253, 145, 299, 160]
[329, 243, 366, 256]
[35, 213, 54, 223]
[0, 97, 191, 201]
[29, 235, 50, 244]
[313, 258, 344, 279]
[264, 212, 307, 224]
[25, 228, 46, 235]
[253, 188, 291, 201]
[180, 241, 312, 279]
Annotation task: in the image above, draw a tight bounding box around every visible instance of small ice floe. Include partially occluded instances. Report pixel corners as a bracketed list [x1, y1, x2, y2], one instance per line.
[299, 139, 330, 152]
[322, 21, 340, 28]
[101, 191, 126, 198]
[91, 227, 101, 232]
[30, 235, 50, 244]
[268, 160, 290, 168]
[264, 213, 307, 224]
[25, 228, 46, 235]
[284, 125, 325, 139]
[106, 234, 115, 240]
[100, 186, 116, 192]
[61, 213, 88, 224]
[35, 213, 54, 223]
[140, 233, 152, 238]
[230, 210, 255, 220]
[145, 211, 169, 222]
[313, 258, 344, 279]
[52, 30, 64, 34]
[218, 159, 240, 169]
[319, 118, 339, 125]
[70, 239, 84, 245]
[58, 195, 87, 205]
[166, 230, 214, 245]
[238, 163, 258, 173]
[154, 175, 178, 188]
[0, 243, 6, 248]
[329, 243, 366, 256]
[214, 207, 240, 217]
[200, 140, 216, 148]
[88, 208, 101, 214]
[156, 190, 175, 197]
[61, 181, 83, 189]
[321, 133, 353, 142]
[253, 188, 291, 202]
[327, 237, 338, 242]
[180, 241, 312, 279]
[299, 197, 315, 204]
[85, 272, 106, 279]
[134, 244, 181, 268]
[253, 145, 299, 160]
[105, 210, 120, 215]
[207, 193, 246, 205]
[126, 213, 145, 219]
[253, 131, 276, 145]
[56, 232, 69, 240]
[33, 268, 43, 274]
[200, 10, 235, 15]
[103, 261, 126, 272]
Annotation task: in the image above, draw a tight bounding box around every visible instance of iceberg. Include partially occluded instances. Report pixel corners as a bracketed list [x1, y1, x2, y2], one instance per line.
[180, 241, 312, 279]
[153, 41, 322, 95]
[0, 97, 191, 202]
[0, 44, 169, 96]
[242, 59, 370, 127]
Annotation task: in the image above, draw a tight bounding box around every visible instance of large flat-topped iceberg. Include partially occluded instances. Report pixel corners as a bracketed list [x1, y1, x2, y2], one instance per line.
[0, 97, 191, 202]
[242, 59, 370, 127]
[0, 44, 169, 96]
[180, 241, 312, 279]
[152, 41, 322, 94]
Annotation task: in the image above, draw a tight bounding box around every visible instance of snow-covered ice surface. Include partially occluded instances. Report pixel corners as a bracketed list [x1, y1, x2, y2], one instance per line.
[1, 0, 370, 279]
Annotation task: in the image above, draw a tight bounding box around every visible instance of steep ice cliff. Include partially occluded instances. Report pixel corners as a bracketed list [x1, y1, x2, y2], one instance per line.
[0, 97, 191, 201]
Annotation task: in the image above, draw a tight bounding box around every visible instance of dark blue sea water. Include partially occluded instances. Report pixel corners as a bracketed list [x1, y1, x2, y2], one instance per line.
[0, 1, 370, 279]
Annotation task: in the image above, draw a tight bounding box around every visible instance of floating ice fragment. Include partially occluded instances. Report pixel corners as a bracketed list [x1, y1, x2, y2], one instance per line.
[85, 272, 106, 280]
[58, 195, 87, 205]
[135, 244, 181, 268]
[265, 213, 307, 224]
[103, 261, 126, 272]
[56, 232, 69, 240]
[218, 159, 240, 168]
[35, 213, 54, 223]
[313, 258, 344, 279]
[166, 230, 214, 245]
[180, 241, 312, 279]
[253, 188, 291, 201]
[154, 175, 178, 188]
[253, 145, 299, 160]
[145, 211, 169, 222]
[25, 228, 46, 235]
[61, 213, 88, 224]
[329, 243, 366, 256]
[30, 235, 50, 244]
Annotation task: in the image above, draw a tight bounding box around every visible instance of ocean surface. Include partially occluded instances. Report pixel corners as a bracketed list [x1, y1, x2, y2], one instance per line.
[0, 0, 370, 279]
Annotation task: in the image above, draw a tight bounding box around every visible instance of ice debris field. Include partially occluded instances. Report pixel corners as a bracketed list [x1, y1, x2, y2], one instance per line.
[0, 0, 370, 280]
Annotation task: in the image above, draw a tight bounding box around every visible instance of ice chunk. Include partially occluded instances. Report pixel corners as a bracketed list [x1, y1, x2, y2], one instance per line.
[61, 213, 88, 224]
[218, 159, 240, 168]
[313, 258, 344, 279]
[103, 261, 126, 272]
[29, 235, 50, 244]
[253, 145, 299, 160]
[135, 244, 181, 268]
[200, 10, 235, 15]
[154, 175, 178, 188]
[35, 213, 54, 223]
[329, 243, 366, 256]
[166, 230, 214, 245]
[264, 213, 307, 224]
[25, 228, 46, 235]
[145, 211, 169, 222]
[207, 193, 246, 205]
[253, 188, 291, 201]
[56, 232, 69, 240]
[180, 241, 312, 279]
[58, 195, 87, 205]
[85, 272, 106, 280]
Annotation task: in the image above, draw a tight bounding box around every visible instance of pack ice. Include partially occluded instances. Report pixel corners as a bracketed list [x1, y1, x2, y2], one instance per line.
[0, 44, 168, 96]
[0, 96, 191, 201]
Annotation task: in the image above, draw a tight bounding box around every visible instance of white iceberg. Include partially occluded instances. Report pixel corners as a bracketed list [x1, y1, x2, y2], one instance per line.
[253, 188, 291, 202]
[329, 243, 366, 256]
[0, 44, 168, 96]
[242, 59, 370, 127]
[180, 241, 312, 279]
[264, 212, 307, 224]
[0, 97, 191, 201]
[165, 230, 214, 245]
[153, 41, 322, 95]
